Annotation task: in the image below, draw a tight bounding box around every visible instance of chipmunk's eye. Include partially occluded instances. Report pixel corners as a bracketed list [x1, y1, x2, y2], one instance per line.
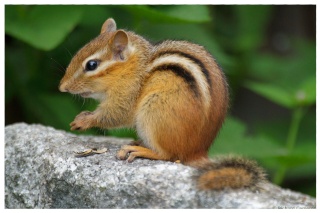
[85, 60, 99, 71]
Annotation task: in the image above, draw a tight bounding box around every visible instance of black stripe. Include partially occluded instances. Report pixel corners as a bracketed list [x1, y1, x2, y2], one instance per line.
[151, 64, 200, 97]
[156, 51, 212, 89]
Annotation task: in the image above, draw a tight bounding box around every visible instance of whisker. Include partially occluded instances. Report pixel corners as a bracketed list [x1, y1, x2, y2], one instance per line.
[49, 57, 66, 74]
[82, 98, 86, 108]
[64, 47, 74, 59]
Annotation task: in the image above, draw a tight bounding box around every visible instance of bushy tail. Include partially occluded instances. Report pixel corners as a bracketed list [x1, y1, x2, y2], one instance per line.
[188, 156, 266, 190]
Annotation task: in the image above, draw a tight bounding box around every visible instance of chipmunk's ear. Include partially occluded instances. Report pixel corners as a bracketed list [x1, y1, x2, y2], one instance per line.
[111, 30, 129, 60]
[101, 18, 116, 34]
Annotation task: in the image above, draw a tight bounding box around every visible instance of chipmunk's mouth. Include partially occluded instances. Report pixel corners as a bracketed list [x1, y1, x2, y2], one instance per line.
[79, 92, 92, 98]
[77, 91, 105, 102]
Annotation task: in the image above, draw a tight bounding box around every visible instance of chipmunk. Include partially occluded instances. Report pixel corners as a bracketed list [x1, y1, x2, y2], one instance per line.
[59, 18, 265, 190]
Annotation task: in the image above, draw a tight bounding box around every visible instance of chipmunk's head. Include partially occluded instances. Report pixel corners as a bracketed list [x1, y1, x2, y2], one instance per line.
[59, 18, 140, 101]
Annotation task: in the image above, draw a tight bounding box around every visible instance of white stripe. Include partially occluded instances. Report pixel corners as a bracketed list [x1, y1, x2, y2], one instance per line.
[78, 44, 135, 77]
[150, 54, 211, 109]
[81, 49, 106, 69]
[80, 49, 112, 77]
[71, 50, 107, 81]
[84, 60, 117, 77]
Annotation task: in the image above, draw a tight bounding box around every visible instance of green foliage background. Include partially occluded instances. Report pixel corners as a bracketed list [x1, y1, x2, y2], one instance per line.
[5, 5, 316, 197]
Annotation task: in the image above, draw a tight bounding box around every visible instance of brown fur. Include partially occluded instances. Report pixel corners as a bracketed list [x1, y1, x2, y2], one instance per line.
[190, 156, 266, 190]
[59, 18, 265, 190]
[198, 167, 252, 190]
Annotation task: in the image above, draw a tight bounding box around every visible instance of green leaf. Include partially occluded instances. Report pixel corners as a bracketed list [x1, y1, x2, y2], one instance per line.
[244, 81, 295, 109]
[209, 117, 285, 158]
[247, 39, 316, 92]
[234, 5, 272, 51]
[274, 143, 316, 168]
[78, 6, 113, 29]
[295, 76, 316, 106]
[122, 5, 211, 24]
[244, 76, 315, 108]
[36, 93, 81, 130]
[5, 5, 83, 50]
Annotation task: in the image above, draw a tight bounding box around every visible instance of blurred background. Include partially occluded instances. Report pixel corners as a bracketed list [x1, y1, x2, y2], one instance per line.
[5, 5, 316, 197]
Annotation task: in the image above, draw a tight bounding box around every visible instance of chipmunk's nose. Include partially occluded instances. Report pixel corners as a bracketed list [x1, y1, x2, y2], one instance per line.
[59, 82, 69, 92]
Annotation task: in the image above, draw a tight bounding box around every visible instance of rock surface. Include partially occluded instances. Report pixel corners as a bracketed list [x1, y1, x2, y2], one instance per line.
[5, 123, 316, 209]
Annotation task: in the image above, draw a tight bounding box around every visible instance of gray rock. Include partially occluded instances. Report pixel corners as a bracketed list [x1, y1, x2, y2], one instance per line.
[5, 123, 316, 209]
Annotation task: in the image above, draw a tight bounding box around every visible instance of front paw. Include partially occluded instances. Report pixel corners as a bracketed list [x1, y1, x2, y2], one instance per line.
[70, 111, 94, 131]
